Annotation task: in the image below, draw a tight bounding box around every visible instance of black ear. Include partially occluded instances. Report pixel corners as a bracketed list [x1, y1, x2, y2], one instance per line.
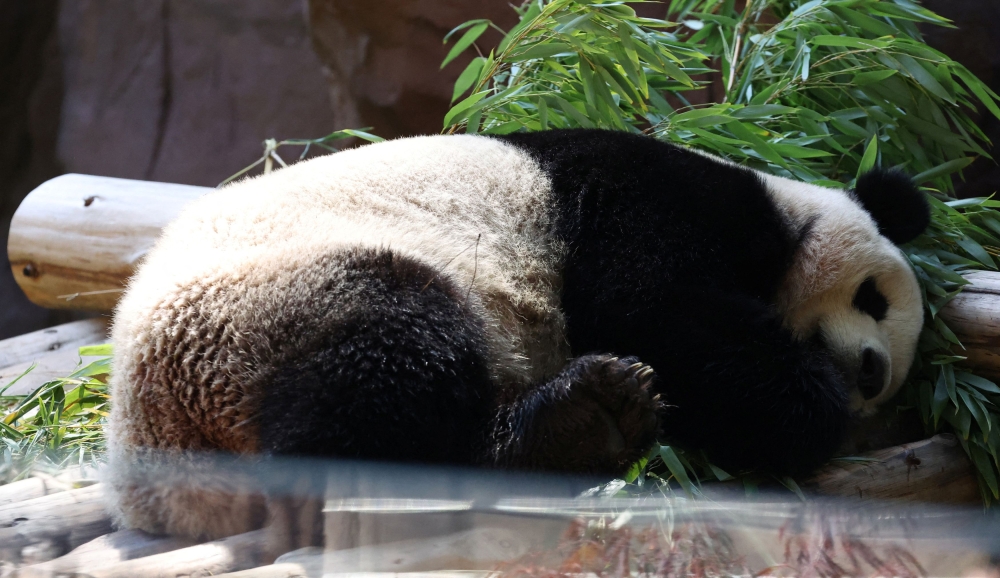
[852, 168, 930, 245]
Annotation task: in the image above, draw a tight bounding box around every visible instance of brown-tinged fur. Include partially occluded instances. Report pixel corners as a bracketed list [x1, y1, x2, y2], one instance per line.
[106, 135, 569, 538]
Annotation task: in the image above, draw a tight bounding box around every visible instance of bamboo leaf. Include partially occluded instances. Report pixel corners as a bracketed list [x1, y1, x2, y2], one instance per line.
[932, 371, 950, 425]
[708, 462, 733, 481]
[497, 2, 542, 54]
[452, 58, 486, 102]
[338, 129, 384, 143]
[442, 22, 489, 69]
[961, 389, 991, 436]
[659, 445, 697, 495]
[78, 344, 113, 357]
[810, 35, 888, 49]
[912, 157, 976, 184]
[509, 43, 575, 62]
[898, 54, 954, 103]
[443, 91, 489, 127]
[854, 69, 898, 86]
[727, 121, 790, 169]
[777, 476, 807, 501]
[970, 444, 1000, 498]
[955, 67, 1000, 120]
[957, 372, 1000, 395]
[827, 5, 898, 37]
[857, 134, 879, 178]
[956, 237, 996, 269]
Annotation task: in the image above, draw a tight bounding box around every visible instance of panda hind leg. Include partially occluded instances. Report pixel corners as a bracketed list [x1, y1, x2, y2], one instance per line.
[257, 247, 496, 465]
[490, 355, 660, 475]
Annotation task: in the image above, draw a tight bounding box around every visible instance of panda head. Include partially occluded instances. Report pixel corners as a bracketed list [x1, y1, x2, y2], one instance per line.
[763, 168, 930, 415]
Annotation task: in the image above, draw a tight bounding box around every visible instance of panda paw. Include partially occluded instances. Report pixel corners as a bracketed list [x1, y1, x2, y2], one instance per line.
[541, 354, 661, 475]
[581, 354, 661, 465]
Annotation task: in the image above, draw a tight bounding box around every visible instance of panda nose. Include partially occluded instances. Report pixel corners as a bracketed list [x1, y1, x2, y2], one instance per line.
[858, 348, 887, 400]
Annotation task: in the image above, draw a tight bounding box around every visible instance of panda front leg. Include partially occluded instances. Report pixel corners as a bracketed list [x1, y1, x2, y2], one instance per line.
[489, 355, 660, 475]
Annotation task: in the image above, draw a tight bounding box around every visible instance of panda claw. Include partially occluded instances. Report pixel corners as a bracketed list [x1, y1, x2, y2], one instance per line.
[637, 366, 654, 380]
[626, 362, 643, 372]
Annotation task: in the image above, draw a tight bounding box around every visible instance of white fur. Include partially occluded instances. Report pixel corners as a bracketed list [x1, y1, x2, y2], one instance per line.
[106, 135, 569, 537]
[105, 134, 925, 537]
[761, 173, 924, 413]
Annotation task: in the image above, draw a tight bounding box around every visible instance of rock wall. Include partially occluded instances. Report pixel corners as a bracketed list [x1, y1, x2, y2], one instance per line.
[0, 0, 337, 339]
[307, 0, 517, 139]
[56, 0, 336, 187]
[0, 0, 68, 338]
[922, 0, 1000, 199]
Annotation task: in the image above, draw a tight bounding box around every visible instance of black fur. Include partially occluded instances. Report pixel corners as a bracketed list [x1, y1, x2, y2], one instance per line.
[490, 354, 659, 475]
[853, 277, 889, 322]
[259, 248, 495, 464]
[853, 168, 929, 244]
[259, 248, 659, 474]
[495, 129, 849, 474]
[261, 130, 925, 478]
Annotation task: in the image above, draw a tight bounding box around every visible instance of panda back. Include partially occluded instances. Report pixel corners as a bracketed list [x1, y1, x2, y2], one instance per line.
[110, 135, 572, 456]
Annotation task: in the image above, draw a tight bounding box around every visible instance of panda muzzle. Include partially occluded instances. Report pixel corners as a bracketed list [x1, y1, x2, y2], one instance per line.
[857, 347, 887, 400]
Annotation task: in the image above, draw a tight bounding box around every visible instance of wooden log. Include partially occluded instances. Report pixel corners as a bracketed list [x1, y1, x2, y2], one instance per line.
[0, 483, 103, 525]
[940, 270, 1000, 381]
[0, 318, 109, 396]
[804, 434, 980, 503]
[0, 468, 98, 510]
[0, 318, 108, 369]
[0, 484, 111, 564]
[0, 478, 69, 509]
[8, 174, 208, 311]
[80, 529, 269, 578]
[14, 529, 199, 578]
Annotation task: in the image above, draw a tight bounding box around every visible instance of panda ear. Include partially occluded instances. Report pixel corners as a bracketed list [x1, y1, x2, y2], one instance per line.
[852, 168, 930, 245]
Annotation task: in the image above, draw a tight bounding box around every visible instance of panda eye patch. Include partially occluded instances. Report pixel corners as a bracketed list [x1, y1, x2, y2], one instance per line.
[853, 277, 888, 322]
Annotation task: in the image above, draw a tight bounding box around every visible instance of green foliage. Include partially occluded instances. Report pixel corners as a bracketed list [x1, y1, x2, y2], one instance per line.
[0, 347, 112, 484]
[444, 0, 1000, 501]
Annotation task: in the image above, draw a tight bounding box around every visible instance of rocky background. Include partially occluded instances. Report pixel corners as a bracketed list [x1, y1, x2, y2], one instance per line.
[0, 0, 997, 339]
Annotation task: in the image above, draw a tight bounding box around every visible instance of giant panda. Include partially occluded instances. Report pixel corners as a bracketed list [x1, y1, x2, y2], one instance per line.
[105, 128, 929, 539]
